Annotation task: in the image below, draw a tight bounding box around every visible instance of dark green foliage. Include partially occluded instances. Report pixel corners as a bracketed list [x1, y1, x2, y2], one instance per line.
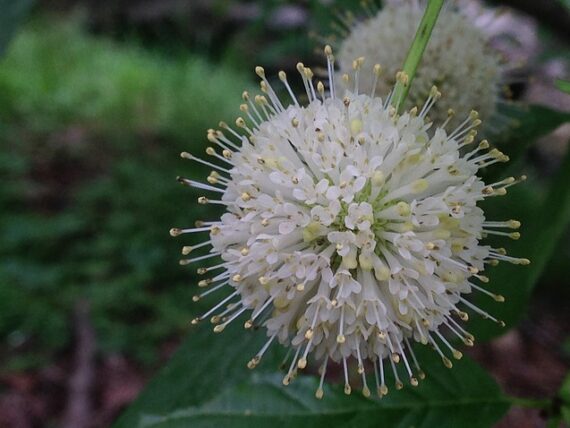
[470, 149, 570, 341]
[494, 104, 570, 168]
[114, 322, 509, 428]
[0, 21, 250, 368]
[561, 373, 570, 424]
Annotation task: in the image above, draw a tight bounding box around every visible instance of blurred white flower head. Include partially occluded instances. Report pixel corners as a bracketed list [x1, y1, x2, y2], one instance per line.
[171, 47, 528, 398]
[334, 0, 512, 129]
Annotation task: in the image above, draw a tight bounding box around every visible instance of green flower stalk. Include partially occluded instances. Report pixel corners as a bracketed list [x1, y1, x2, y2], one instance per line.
[335, 0, 505, 128]
[391, 0, 444, 110]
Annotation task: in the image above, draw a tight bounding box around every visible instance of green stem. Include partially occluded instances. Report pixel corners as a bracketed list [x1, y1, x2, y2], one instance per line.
[391, 0, 445, 111]
[508, 396, 552, 410]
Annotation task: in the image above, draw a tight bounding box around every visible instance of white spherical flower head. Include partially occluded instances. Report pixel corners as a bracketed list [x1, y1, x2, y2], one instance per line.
[335, 1, 504, 128]
[172, 48, 528, 399]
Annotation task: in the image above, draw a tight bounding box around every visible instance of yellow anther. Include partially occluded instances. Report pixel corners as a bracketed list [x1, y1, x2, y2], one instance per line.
[350, 119, 363, 134]
[457, 311, 469, 321]
[429, 85, 440, 98]
[352, 56, 365, 70]
[508, 220, 521, 229]
[317, 81, 325, 97]
[396, 71, 409, 85]
[373, 64, 382, 76]
[255, 66, 265, 78]
[411, 179, 428, 193]
[247, 357, 260, 369]
[372, 170, 385, 186]
[235, 117, 246, 128]
[394, 201, 410, 216]
[494, 294, 505, 302]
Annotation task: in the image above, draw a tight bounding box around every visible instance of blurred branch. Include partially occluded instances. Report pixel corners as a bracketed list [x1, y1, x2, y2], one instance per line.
[61, 300, 96, 428]
[490, 0, 570, 43]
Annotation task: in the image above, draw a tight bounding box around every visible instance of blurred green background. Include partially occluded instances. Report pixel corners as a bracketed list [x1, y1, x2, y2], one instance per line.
[0, 1, 569, 427]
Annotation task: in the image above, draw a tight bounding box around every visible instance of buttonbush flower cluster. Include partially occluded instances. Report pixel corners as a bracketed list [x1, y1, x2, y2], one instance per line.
[334, 0, 504, 127]
[171, 46, 527, 398]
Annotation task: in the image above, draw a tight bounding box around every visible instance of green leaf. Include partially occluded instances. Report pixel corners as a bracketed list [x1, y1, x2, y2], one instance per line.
[470, 148, 570, 341]
[0, 0, 35, 57]
[556, 79, 570, 94]
[496, 104, 570, 169]
[556, 0, 570, 12]
[561, 373, 570, 424]
[115, 323, 509, 428]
